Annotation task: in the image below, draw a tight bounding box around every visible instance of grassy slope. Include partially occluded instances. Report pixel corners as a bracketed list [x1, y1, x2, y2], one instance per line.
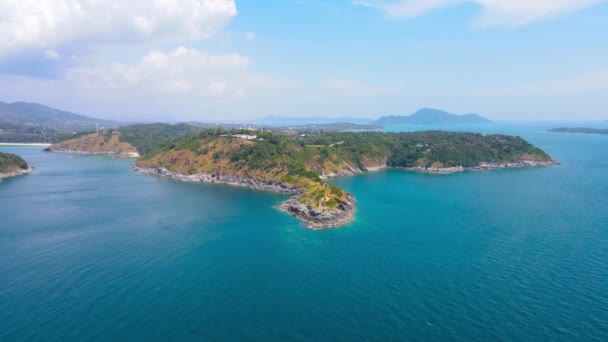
[50, 133, 139, 156]
[0, 152, 29, 173]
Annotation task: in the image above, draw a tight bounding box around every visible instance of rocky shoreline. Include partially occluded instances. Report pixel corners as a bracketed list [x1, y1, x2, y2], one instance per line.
[133, 165, 356, 229]
[132, 159, 556, 229]
[402, 160, 559, 174]
[0, 167, 33, 180]
[321, 160, 558, 177]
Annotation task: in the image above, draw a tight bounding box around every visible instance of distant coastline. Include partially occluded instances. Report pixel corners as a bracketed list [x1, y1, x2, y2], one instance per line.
[547, 127, 608, 136]
[0, 143, 51, 146]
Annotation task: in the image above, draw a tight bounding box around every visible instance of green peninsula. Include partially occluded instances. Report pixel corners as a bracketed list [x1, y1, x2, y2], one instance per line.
[134, 130, 556, 229]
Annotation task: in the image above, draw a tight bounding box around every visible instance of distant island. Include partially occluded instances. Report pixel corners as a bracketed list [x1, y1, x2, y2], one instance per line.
[0, 152, 32, 180]
[548, 127, 608, 135]
[375, 108, 492, 126]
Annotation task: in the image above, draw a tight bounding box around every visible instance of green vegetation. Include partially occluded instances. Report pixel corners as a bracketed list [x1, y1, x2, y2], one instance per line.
[119, 123, 204, 154]
[0, 152, 29, 173]
[296, 130, 551, 168]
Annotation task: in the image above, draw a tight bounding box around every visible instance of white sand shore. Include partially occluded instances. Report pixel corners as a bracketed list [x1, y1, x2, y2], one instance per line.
[0, 143, 51, 146]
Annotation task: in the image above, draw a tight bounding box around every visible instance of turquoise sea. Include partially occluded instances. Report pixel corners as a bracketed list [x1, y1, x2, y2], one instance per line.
[1, 122, 608, 341]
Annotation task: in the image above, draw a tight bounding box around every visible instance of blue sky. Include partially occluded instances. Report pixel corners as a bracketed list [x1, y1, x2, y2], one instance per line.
[0, 0, 606, 121]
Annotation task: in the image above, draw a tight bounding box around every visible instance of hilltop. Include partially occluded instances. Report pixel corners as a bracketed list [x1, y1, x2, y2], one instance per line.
[0, 152, 32, 180]
[375, 108, 491, 126]
[47, 133, 140, 157]
[134, 129, 556, 228]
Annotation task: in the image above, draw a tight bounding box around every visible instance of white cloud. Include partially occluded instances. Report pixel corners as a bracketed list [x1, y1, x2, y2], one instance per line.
[469, 69, 608, 96]
[0, 46, 293, 100]
[0, 0, 237, 57]
[43, 49, 62, 61]
[354, 0, 602, 27]
[66, 46, 250, 93]
[209, 81, 229, 96]
[244, 32, 256, 41]
[321, 79, 396, 95]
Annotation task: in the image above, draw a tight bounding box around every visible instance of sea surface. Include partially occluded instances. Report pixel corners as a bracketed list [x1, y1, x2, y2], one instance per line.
[1, 122, 608, 341]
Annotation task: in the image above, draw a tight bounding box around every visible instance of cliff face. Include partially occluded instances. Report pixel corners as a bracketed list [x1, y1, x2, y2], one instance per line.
[48, 133, 139, 157]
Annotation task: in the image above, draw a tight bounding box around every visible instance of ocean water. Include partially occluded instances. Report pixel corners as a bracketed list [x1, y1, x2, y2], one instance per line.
[1, 122, 607, 341]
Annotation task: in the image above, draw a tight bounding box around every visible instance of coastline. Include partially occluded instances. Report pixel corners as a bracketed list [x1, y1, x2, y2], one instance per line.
[400, 160, 559, 174]
[132, 159, 556, 229]
[0, 167, 33, 180]
[133, 165, 356, 229]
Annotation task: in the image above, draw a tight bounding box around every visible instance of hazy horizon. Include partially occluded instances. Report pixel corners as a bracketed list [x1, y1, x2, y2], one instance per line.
[0, 1, 606, 122]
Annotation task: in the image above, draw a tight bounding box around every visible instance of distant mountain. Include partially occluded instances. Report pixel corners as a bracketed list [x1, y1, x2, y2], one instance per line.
[0, 101, 118, 131]
[374, 108, 492, 126]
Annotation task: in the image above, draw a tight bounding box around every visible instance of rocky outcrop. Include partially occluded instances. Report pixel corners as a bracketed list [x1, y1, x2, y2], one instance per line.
[0, 167, 33, 180]
[278, 194, 355, 229]
[133, 165, 355, 229]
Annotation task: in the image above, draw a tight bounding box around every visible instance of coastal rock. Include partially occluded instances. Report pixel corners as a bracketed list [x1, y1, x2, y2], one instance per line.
[278, 194, 356, 229]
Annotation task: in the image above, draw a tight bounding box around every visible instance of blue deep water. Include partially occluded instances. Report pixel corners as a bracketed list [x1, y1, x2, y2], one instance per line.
[1, 122, 607, 341]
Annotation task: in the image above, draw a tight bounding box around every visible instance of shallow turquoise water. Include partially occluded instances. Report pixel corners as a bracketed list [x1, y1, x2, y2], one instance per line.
[1, 123, 608, 341]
